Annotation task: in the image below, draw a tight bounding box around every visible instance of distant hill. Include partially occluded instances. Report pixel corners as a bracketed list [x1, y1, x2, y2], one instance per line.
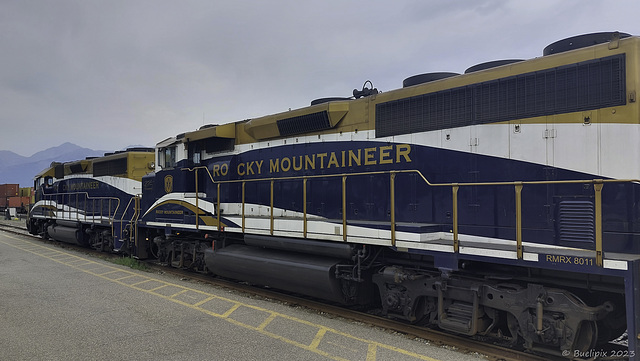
[0, 142, 108, 187]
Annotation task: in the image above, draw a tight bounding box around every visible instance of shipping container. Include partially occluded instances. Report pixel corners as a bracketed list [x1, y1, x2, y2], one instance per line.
[0, 184, 19, 197]
[19, 187, 32, 197]
[7, 196, 30, 208]
[0, 196, 6, 208]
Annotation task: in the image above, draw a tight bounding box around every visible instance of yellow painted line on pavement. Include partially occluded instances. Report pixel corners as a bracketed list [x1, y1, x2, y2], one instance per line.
[170, 289, 189, 298]
[130, 279, 153, 287]
[257, 312, 278, 331]
[0, 232, 442, 361]
[193, 295, 216, 307]
[221, 303, 242, 318]
[148, 284, 168, 292]
[114, 274, 137, 281]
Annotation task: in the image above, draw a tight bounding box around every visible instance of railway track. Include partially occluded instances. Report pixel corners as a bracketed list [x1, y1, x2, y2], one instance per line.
[0, 220, 563, 361]
[158, 265, 555, 361]
[0, 219, 30, 235]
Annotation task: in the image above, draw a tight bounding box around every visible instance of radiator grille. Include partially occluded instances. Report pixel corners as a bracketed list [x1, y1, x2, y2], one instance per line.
[557, 200, 595, 243]
[277, 111, 331, 136]
[93, 158, 127, 177]
[376, 54, 626, 137]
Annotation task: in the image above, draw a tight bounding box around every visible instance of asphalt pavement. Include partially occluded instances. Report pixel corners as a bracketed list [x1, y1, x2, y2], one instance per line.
[0, 224, 485, 361]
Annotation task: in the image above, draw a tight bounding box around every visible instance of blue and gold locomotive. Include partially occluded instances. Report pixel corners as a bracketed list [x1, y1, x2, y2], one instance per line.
[29, 32, 640, 358]
[28, 149, 155, 253]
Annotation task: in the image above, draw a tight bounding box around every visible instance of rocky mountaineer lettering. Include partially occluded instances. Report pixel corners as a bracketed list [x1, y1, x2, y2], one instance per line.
[63, 181, 100, 191]
[267, 144, 412, 175]
[212, 162, 229, 176]
[213, 144, 413, 178]
[236, 160, 262, 176]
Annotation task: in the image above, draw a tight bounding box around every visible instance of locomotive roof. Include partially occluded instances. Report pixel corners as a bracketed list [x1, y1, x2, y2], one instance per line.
[34, 149, 155, 181]
[162, 32, 637, 150]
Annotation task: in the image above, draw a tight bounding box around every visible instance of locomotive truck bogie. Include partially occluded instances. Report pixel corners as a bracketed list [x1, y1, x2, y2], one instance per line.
[372, 266, 613, 353]
[152, 234, 210, 272]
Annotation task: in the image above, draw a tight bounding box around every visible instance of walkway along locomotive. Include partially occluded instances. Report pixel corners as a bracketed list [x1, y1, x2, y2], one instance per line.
[28, 32, 640, 359]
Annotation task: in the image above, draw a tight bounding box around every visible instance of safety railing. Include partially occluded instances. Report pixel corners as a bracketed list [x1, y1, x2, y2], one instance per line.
[39, 192, 121, 227]
[119, 195, 141, 246]
[183, 166, 638, 267]
[442, 177, 623, 267]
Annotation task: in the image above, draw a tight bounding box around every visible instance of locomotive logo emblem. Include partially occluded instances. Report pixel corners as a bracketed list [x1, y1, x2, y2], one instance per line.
[164, 175, 173, 193]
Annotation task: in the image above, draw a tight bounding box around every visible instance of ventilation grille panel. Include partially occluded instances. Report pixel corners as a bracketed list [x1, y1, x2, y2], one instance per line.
[376, 54, 626, 137]
[277, 111, 331, 136]
[557, 200, 595, 243]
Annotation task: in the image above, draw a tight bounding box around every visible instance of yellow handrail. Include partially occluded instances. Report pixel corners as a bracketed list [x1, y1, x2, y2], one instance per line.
[452, 184, 459, 253]
[303, 178, 307, 238]
[182, 165, 638, 267]
[594, 180, 604, 267]
[242, 182, 246, 233]
[515, 183, 523, 260]
[390, 172, 396, 247]
[342, 175, 347, 242]
[42, 192, 121, 223]
[195, 168, 200, 230]
[41, 192, 121, 238]
[119, 195, 142, 245]
[270, 179, 274, 236]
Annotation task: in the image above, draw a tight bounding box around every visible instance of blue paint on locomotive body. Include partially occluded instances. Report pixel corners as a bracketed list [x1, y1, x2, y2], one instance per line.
[32, 177, 138, 247]
[140, 139, 640, 254]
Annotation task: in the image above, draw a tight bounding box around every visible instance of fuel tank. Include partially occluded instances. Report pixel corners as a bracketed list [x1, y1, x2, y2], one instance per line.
[243, 234, 355, 260]
[47, 224, 86, 246]
[205, 244, 347, 304]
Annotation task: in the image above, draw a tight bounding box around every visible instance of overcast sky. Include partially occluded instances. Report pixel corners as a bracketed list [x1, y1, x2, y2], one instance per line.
[2, 0, 639, 156]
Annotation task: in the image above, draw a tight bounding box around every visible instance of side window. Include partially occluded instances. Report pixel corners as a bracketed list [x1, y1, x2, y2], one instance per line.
[192, 152, 201, 165]
[160, 146, 176, 169]
[44, 176, 54, 188]
[189, 142, 202, 165]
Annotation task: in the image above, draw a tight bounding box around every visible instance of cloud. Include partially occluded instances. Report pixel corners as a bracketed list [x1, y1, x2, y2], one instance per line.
[1, 0, 639, 156]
